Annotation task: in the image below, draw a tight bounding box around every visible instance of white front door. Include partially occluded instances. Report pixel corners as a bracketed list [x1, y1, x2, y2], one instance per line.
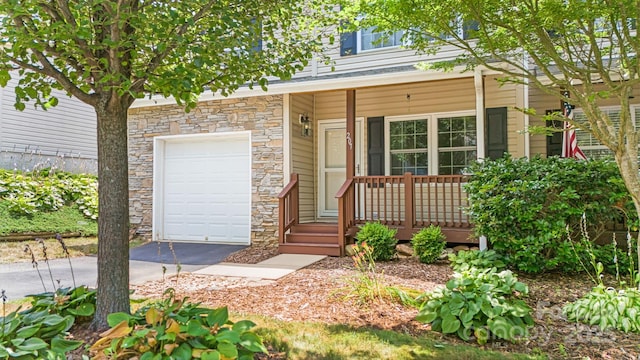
[318, 119, 363, 218]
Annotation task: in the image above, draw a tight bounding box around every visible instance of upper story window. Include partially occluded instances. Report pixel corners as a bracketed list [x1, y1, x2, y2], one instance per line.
[342, 20, 479, 56]
[359, 28, 404, 52]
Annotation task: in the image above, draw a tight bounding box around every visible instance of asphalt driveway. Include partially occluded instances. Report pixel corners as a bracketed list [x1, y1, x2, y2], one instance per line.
[0, 242, 246, 300]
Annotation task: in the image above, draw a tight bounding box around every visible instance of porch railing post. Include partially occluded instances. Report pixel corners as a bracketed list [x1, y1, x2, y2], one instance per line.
[403, 172, 414, 233]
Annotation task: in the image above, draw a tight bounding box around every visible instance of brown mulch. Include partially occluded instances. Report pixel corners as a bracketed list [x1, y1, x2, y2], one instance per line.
[73, 245, 640, 359]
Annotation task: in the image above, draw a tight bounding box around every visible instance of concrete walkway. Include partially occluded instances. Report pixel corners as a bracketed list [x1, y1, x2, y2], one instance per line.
[0, 254, 326, 300]
[195, 254, 326, 280]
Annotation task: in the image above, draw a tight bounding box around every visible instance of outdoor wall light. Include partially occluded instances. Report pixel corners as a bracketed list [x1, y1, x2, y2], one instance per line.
[299, 113, 311, 137]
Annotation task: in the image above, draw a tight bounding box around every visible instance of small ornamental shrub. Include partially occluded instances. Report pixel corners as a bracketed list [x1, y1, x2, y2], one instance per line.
[411, 225, 446, 264]
[563, 286, 640, 333]
[448, 249, 506, 272]
[416, 268, 533, 344]
[91, 290, 267, 359]
[355, 222, 397, 261]
[464, 155, 636, 273]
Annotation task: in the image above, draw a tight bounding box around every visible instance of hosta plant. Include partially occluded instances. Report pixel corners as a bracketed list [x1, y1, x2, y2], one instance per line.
[448, 249, 507, 273]
[411, 225, 446, 264]
[0, 310, 82, 359]
[25, 286, 96, 321]
[416, 267, 533, 344]
[90, 290, 267, 359]
[0, 169, 98, 219]
[563, 285, 640, 333]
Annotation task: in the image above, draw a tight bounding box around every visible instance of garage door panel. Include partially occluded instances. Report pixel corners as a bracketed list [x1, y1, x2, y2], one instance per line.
[159, 134, 251, 244]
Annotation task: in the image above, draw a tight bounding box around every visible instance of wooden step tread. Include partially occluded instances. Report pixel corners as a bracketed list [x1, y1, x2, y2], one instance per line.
[285, 232, 339, 244]
[279, 243, 341, 257]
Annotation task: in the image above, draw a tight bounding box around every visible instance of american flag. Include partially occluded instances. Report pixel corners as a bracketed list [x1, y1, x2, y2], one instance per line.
[561, 91, 587, 160]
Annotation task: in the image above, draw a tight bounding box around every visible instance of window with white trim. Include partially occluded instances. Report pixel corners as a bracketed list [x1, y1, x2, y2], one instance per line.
[574, 106, 639, 159]
[389, 118, 428, 175]
[385, 112, 477, 175]
[437, 115, 477, 175]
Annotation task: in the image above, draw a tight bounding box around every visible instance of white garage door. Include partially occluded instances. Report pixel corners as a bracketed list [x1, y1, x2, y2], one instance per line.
[159, 133, 251, 244]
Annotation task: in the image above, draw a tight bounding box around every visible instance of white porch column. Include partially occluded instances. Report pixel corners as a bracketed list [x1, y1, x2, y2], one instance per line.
[283, 94, 291, 183]
[474, 68, 486, 159]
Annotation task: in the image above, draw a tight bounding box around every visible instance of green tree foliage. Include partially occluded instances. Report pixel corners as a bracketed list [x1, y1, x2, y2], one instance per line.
[347, 0, 640, 282]
[0, 0, 337, 328]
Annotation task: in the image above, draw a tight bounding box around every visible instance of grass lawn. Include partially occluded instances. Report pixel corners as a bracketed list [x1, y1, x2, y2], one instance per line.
[0, 201, 97, 236]
[249, 315, 544, 360]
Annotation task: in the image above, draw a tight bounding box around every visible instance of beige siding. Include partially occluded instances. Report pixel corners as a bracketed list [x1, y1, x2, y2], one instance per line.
[315, 78, 476, 120]
[290, 94, 315, 221]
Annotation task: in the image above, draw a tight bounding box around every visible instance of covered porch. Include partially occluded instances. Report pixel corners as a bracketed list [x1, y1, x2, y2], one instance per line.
[276, 70, 521, 255]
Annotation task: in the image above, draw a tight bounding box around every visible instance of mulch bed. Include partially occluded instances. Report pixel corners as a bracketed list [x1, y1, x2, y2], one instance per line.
[70, 245, 640, 359]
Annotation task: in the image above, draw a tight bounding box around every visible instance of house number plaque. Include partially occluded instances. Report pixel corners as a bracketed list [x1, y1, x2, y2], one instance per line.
[346, 131, 353, 150]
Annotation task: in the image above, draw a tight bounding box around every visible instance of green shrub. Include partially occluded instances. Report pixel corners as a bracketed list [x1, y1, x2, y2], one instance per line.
[464, 155, 636, 273]
[448, 250, 506, 272]
[411, 225, 446, 264]
[416, 268, 533, 344]
[355, 222, 397, 261]
[91, 290, 267, 359]
[563, 285, 640, 333]
[0, 169, 98, 219]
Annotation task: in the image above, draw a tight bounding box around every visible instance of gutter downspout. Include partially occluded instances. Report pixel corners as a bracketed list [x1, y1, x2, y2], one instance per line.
[474, 68, 486, 159]
[523, 52, 531, 158]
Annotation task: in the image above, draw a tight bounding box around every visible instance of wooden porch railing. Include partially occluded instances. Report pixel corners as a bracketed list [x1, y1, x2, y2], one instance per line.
[277, 173, 299, 245]
[335, 178, 355, 256]
[337, 172, 471, 241]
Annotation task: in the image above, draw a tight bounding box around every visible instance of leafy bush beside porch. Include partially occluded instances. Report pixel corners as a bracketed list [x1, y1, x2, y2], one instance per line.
[464, 155, 637, 274]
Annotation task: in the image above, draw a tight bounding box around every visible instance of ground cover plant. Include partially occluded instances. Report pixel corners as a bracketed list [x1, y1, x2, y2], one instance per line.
[563, 229, 640, 334]
[465, 155, 636, 274]
[0, 169, 98, 219]
[91, 290, 267, 360]
[0, 169, 98, 237]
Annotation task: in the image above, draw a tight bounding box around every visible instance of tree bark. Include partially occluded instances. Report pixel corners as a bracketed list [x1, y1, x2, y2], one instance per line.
[91, 96, 131, 330]
[615, 147, 640, 290]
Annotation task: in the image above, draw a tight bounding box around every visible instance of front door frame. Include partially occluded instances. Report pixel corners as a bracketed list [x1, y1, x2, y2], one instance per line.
[317, 118, 364, 218]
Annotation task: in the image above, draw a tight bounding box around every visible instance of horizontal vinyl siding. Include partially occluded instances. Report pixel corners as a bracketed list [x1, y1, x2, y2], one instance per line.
[315, 78, 476, 120]
[0, 77, 96, 159]
[290, 94, 315, 221]
[312, 41, 465, 78]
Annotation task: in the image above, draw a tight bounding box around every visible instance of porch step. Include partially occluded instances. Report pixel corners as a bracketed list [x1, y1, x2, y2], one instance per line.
[285, 232, 339, 244]
[278, 243, 342, 257]
[291, 223, 339, 233]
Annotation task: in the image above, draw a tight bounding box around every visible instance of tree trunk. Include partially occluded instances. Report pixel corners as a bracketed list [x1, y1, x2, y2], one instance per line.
[91, 97, 131, 330]
[615, 150, 640, 290]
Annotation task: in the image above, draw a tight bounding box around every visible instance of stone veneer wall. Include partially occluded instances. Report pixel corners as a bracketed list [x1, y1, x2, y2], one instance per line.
[128, 95, 284, 245]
